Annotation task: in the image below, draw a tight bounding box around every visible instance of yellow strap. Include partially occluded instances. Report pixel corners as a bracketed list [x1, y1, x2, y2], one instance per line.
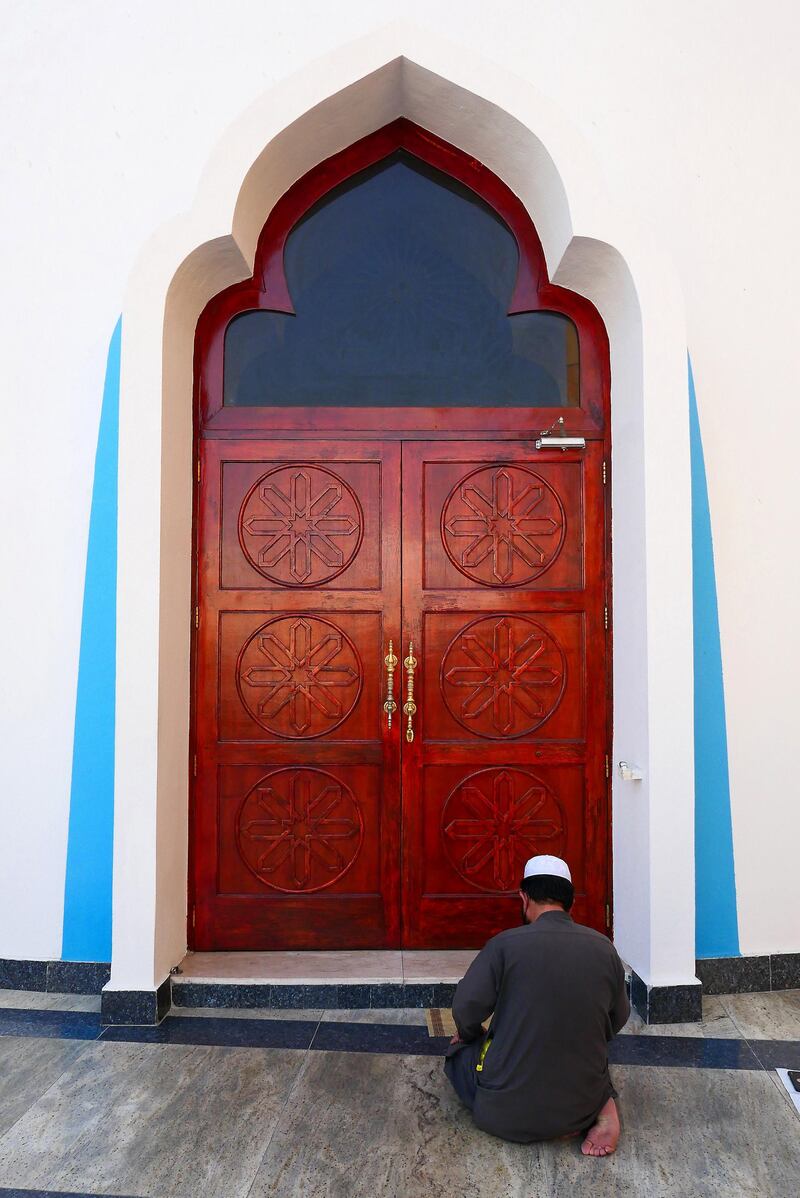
[475, 1037, 492, 1073]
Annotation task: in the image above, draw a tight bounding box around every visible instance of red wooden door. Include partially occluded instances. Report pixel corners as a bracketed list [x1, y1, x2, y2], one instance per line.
[401, 441, 609, 945]
[192, 439, 401, 949]
[192, 437, 609, 950]
[190, 120, 612, 951]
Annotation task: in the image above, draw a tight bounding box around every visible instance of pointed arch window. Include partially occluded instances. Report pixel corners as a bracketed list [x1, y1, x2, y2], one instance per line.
[222, 153, 579, 409]
[195, 120, 609, 434]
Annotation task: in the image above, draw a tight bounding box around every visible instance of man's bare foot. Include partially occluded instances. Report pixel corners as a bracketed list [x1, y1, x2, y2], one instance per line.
[581, 1096, 620, 1157]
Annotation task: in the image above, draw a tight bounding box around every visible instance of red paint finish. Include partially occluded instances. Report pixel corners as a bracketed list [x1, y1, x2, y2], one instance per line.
[401, 443, 609, 945]
[192, 440, 402, 949]
[190, 121, 611, 950]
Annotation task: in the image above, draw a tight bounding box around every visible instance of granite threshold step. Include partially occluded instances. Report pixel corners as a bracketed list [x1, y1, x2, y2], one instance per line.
[171, 950, 478, 1010]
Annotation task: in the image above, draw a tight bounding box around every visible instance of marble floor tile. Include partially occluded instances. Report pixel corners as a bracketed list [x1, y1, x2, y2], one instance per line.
[311, 1021, 438, 1057]
[746, 1039, 800, 1072]
[0, 1036, 89, 1138]
[0, 989, 100, 1013]
[0, 1008, 101, 1041]
[0, 989, 57, 1010]
[0, 1040, 305, 1198]
[249, 1053, 800, 1198]
[720, 989, 800, 1040]
[54, 993, 102, 1013]
[610, 1034, 760, 1071]
[178, 950, 404, 983]
[249, 1049, 535, 1198]
[545, 1065, 800, 1197]
[768, 1067, 800, 1119]
[170, 1006, 427, 1027]
[401, 950, 477, 982]
[101, 1015, 317, 1051]
[321, 1008, 428, 1025]
[620, 995, 738, 1038]
[174, 1006, 323, 1022]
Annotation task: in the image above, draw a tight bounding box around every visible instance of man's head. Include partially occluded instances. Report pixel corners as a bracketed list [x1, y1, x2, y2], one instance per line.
[519, 854, 574, 923]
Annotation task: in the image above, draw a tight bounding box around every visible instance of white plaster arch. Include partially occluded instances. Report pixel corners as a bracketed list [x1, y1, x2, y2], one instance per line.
[111, 26, 695, 996]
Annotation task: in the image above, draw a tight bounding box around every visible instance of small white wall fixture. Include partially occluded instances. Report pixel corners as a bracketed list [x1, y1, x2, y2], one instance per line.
[111, 27, 695, 995]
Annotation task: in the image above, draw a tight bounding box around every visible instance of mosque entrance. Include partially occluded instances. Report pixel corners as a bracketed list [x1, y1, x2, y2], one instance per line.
[189, 121, 611, 949]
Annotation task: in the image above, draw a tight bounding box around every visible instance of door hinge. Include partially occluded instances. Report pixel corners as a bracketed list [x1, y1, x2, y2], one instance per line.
[196, 458, 201, 483]
[193, 754, 197, 777]
[602, 460, 607, 485]
[605, 754, 609, 780]
[604, 606, 608, 631]
[605, 903, 611, 928]
[191, 905, 196, 929]
[195, 606, 199, 629]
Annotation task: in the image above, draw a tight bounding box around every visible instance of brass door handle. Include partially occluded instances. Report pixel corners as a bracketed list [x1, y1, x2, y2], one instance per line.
[403, 641, 417, 742]
[383, 640, 398, 729]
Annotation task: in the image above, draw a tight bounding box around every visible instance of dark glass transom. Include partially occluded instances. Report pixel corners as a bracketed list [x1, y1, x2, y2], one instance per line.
[224, 153, 579, 408]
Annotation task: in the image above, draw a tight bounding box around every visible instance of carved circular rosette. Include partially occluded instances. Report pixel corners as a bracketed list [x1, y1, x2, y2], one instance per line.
[440, 464, 566, 587]
[235, 615, 362, 738]
[442, 767, 566, 893]
[440, 614, 566, 739]
[238, 463, 364, 587]
[236, 767, 364, 893]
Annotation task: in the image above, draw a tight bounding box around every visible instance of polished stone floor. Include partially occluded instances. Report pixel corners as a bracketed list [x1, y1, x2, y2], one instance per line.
[176, 949, 478, 984]
[0, 987, 797, 1197]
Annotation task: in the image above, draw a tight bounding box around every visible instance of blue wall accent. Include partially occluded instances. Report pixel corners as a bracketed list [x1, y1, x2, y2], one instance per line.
[61, 319, 121, 962]
[690, 357, 740, 958]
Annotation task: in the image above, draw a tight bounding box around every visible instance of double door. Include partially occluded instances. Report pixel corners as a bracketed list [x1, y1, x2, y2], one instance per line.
[192, 438, 608, 948]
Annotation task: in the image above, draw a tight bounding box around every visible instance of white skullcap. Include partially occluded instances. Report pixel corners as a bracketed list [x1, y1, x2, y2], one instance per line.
[523, 855, 572, 882]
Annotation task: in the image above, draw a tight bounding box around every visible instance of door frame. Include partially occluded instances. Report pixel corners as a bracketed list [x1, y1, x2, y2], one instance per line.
[110, 48, 697, 999]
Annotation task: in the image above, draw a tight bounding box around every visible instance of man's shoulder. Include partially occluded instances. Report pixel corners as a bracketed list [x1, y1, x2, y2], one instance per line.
[567, 919, 613, 943]
[506, 917, 619, 954]
[552, 917, 616, 945]
[559, 920, 625, 970]
[480, 925, 528, 953]
[482, 919, 621, 960]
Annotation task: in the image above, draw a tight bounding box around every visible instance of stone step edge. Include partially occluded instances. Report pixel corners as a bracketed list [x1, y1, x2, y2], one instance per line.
[170, 978, 458, 1010]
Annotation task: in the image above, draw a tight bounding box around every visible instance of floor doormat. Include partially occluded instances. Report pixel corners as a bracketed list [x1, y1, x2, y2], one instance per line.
[426, 1008, 457, 1038]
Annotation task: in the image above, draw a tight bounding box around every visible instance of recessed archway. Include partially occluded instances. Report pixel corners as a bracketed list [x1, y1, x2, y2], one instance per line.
[110, 37, 695, 1004]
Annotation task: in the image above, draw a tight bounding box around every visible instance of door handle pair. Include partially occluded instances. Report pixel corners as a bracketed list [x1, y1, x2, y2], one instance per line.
[384, 640, 417, 742]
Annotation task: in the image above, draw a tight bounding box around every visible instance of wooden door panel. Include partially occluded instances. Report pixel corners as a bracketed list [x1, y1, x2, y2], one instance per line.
[193, 439, 401, 950]
[424, 458, 584, 592]
[401, 441, 608, 947]
[413, 764, 595, 942]
[220, 459, 383, 592]
[423, 610, 585, 743]
[217, 763, 384, 895]
[218, 610, 382, 743]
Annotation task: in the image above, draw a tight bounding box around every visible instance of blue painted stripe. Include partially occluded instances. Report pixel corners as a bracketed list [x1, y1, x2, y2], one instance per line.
[61, 320, 121, 962]
[689, 357, 740, 958]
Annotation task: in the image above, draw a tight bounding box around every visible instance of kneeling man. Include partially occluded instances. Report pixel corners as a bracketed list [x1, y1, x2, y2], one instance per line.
[445, 855, 629, 1156]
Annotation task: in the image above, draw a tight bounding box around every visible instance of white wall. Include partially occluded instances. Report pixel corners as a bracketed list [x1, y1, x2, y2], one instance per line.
[1, 0, 797, 963]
